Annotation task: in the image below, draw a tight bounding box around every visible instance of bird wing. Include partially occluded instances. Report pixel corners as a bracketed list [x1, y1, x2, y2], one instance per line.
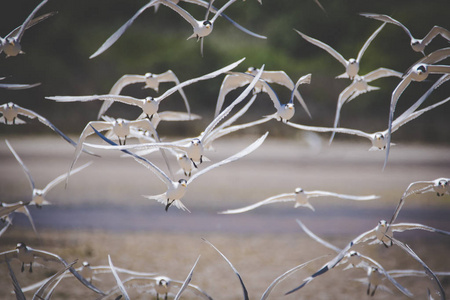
[109, 74, 146, 94]
[0, 82, 40, 90]
[5, 139, 35, 191]
[174, 255, 212, 300]
[160, 0, 199, 29]
[289, 74, 312, 117]
[189, 132, 268, 185]
[90, 0, 159, 59]
[296, 219, 342, 253]
[13, 0, 49, 42]
[294, 29, 348, 67]
[108, 255, 130, 300]
[6, 12, 57, 40]
[210, 0, 238, 23]
[356, 23, 385, 63]
[359, 13, 413, 40]
[203, 238, 248, 300]
[422, 26, 450, 47]
[220, 192, 295, 214]
[42, 161, 93, 196]
[285, 227, 377, 295]
[158, 111, 201, 122]
[286, 121, 372, 140]
[33, 260, 78, 300]
[156, 57, 245, 108]
[391, 223, 450, 236]
[305, 190, 380, 201]
[201, 64, 264, 140]
[363, 67, 402, 82]
[215, 74, 252, 117]
[261, 255, 327, 300]
[0, 202, 28, 219]
[6, 259, 26, 300]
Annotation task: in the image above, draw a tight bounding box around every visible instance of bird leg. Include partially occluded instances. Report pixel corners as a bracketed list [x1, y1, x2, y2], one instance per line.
[191, 159, 198, 169]
[165, 200, 172, 212]
[370, 285, 378, 296]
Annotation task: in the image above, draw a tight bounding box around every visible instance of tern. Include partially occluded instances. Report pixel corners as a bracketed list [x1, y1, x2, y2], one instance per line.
[287, 78, 450, 151]
[360, 13, 450, 55]
[0, 102, 88, 150]
[47, 57, 245, 119]
[329, 67, 402, 144]
[0, 243, 105, 295]
[384, 52, 450, 168]
[93, 125, 268, 211]
[215, 67, 311, 118]
[220, 187, 379, 214]
[0, 0, 53, 57]
[285, 220, 450, 295]
[6, 139, 92, 207]
[295, 219, 413, 297]
[388, 177, 449, 227]
[98, 70, 190, 119]
[84, 64, 265, 168]
[89, 0, 265, 58]
[294, 23, 386, 79]
[158, 0, 239, 56]
[66, 117, 158, 184]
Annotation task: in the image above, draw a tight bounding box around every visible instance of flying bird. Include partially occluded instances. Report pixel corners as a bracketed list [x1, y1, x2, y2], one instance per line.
[294, 23, 385, 79]
[47, 58, 245, 119]
[215, 67, 311, 118]
[220, 187, 379, 214]
[5, 139, 92, 207]
[360, 13, 450, 55]
[0, 0, 54, 57]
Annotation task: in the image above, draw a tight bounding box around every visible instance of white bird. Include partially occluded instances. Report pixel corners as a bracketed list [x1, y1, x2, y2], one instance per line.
[384, 50, 450, 168]
[84, 64, 265, 168]
[92, 125, 268, 211]
[295, 219, 413, 297]
[0, 243, 105, 295]
[287, 78, 450, 151]
[67, 117, 158, 184]
[286, 220, 450, 295]
[329, 67, 403, 144]
[0, 102, 86, 149]
[0, 0, 52, 57]
[89, 0, 265, 59]
[47, 57, 245, 119]
[158, 0, 239, 56]
[220, 187, 379, 214]
[5, 139, 92, 207]
[294, 23, 386, 79]
[215, 67, 312, 118]
[98, 70, 190, 120]
[360, 13, 450, 55]
[388, 177, 449, 227]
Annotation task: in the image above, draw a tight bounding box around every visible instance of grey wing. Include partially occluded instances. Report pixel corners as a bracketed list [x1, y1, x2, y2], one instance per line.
[305, 190, 380, 201]
[294, 29, 348, 67]
[359, 13, 413, 40]
[422, 26, 450, 46]
[202, 238, 249, 300]
[6, 12, 57, 39]
[33, 260, 77, 300]
[160, 0, 199, 29]
[158, 111, 201, 121]
[109, 74, 146, 94]
[158, 57, 246, 106]
[286, 121, 372, 140]
[356, 23, 385, 63]
[363, 67, 402, 82]
[108, 255, 130, 300]
[90, 0, 159, 59]
[428, 64, 450, 75]
[5, 139, 35, 191]
[329, 83, 355, 143]
[158, 70, 191, 115]
[391, 223, 450, 236]
[296, 219, 342, 253]
[13, 0, 49, 42]
[189, 132, 268, 184]
[261, 255, 327, 300]
[0, 82, 40, 90]
[46, 95, 105, 102]
[174, 256, 203, 300]
[215, 74, 251, 117]
[6, 260, 26, 300]
[290, 74, 312, 117]
[219, 193, 295, 214]
[42, 161, 93, 195]
[392, 238, 445, 300]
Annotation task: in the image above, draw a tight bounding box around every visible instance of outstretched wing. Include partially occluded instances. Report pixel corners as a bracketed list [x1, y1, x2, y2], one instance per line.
[220, 192, 295, 214]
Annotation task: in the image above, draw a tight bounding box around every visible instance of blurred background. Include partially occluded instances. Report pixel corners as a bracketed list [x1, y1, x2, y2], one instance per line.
[1, 0, 449, 142]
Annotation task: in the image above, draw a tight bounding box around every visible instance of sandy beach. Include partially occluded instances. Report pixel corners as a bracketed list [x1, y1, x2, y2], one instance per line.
[0, 135, 449, 299]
